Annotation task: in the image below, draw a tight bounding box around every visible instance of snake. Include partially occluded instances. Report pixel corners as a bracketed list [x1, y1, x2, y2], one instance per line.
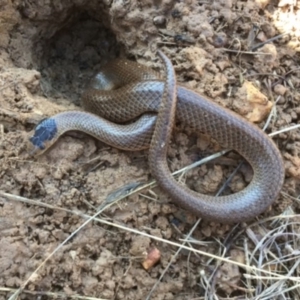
[29, 51, 285, 223]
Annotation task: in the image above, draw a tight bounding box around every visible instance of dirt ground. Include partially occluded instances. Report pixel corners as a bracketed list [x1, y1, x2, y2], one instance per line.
[1, 0, 300, 299]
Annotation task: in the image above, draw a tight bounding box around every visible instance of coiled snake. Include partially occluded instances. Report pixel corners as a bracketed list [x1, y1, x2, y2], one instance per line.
[29, 51, 284, 223]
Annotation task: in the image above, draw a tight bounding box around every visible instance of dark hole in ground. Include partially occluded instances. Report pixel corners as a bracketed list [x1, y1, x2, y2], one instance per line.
[38, 12, 121, 105]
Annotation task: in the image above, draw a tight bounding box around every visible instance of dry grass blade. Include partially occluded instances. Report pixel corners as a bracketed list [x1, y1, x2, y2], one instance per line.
[0, 287, 107, 300]
[268, 124, 300, 137]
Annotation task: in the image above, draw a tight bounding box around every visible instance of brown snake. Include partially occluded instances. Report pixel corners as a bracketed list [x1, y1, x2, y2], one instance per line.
[29, 51, 285, 223]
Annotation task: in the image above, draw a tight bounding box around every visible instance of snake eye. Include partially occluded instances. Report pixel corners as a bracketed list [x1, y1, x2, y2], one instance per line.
[29, 118, 57, 150]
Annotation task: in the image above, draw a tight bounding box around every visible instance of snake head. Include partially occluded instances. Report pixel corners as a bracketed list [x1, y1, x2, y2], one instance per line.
[29, 118, 57, 155]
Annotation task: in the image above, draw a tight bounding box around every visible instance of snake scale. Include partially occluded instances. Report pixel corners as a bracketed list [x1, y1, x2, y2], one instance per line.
[29, 51, 285, 223]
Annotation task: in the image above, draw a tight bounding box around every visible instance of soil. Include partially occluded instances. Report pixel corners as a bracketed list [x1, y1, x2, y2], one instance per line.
[0, 0, 300, 299]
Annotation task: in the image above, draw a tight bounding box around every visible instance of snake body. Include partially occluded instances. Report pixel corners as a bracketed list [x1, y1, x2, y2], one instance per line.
[29, 51, 285, 223]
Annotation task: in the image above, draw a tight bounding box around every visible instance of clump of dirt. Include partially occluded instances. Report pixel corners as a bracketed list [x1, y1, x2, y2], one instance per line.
[0, 0, 300, 299]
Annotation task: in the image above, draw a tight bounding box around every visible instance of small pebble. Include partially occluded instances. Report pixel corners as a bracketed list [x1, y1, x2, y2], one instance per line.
[153, 16, 166, 26]
[171, 9, 181, 18]
[212, 32, 228, 48]
[274, 84, 287, 95]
